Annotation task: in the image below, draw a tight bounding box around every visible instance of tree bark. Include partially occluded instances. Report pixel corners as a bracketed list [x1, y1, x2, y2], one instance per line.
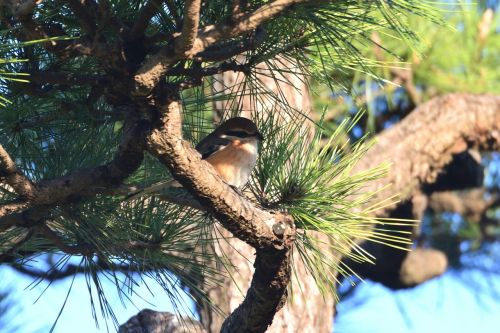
[344, 93, 500, 289]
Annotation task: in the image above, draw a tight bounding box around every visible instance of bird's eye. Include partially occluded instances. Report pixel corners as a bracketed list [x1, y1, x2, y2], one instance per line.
[225, 130, 249, 138]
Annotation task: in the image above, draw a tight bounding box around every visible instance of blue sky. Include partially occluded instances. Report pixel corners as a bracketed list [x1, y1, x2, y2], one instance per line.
[335, 268, 500, 333]
[1, 258, 499, 333]
[0, 265, 196, 333]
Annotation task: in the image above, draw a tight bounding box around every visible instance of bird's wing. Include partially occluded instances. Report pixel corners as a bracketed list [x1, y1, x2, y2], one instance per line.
[195, 135, 231, 159]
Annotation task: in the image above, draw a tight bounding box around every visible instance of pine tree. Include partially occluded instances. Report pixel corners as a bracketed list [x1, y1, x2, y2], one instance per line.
[2, 1, 490, 332]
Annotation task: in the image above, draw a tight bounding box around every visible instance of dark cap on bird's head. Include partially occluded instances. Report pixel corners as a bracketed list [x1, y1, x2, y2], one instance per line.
[195, 117, 263, 160]
[216, 117, 263, 141]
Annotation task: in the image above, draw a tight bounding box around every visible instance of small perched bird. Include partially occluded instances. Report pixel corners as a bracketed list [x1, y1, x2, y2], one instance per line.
[196, 117, 263, 188]
[128, 117, 263, 199]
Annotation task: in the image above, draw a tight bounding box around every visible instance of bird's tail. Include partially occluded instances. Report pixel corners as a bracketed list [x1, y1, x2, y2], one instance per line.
[125, 180, 181, 201]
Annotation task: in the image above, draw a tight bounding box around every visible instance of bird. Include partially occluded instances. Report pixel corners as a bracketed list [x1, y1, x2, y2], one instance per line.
[127, 117, 263, 200]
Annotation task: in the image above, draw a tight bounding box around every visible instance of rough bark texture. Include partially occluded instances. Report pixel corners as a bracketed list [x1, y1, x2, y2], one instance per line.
[354, 93, 500, 214]
[119, 310, 206, 333]
[344, 93, 499, 289]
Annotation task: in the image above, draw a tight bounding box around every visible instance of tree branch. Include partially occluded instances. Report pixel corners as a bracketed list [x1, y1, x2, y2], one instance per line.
[0, 118, 149, 230]
[0, 144, 37, 199]
[129, 0, 164, 40]
[133, 0, 315, 95]
[198, 0, 308, 45]
[220, 248, 292, 332]
[355, 93, 500, 216]
[146, 91, 296, 331]
[175, 0, 202, 57]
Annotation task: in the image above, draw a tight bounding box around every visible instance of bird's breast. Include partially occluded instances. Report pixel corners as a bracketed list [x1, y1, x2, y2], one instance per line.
[205, 140, 259, 188]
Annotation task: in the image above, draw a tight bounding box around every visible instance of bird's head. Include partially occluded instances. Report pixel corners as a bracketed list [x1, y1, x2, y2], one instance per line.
[217, 117, 264, 142]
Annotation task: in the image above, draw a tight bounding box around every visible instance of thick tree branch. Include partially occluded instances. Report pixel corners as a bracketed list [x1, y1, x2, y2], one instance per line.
[344, 93, 499, 289]
[355, 93, 500, 216]
[0, 118, 148, 230]
[220, 249, 291, 332]
[198, 0, 308, 46]
[0, 144, 37, 199]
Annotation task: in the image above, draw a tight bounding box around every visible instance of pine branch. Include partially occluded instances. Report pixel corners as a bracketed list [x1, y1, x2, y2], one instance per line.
[0, 144, 37, 199]
[129, 0, 164, 40]
[175, 0, 202, 57]
[0, 118, 148, 230]
[354, 93, 500, 216]
[199, 0, 310, 43]
[134, 0, 321, 95]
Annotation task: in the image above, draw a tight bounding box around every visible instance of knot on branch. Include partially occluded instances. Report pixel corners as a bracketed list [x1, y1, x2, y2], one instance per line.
[268, 212, 295, 244]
